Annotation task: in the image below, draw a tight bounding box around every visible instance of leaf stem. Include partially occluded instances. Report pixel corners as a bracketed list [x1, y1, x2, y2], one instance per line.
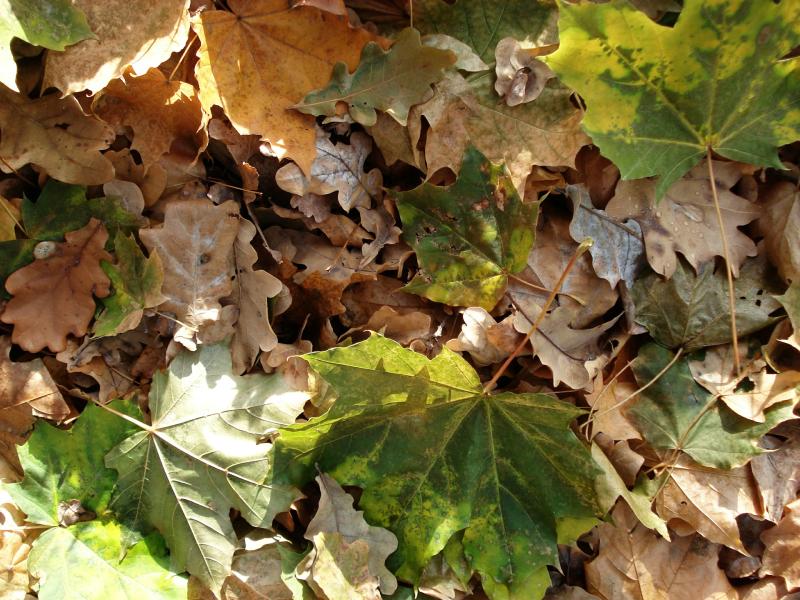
[706, 149, 740, 375]
[483, 238, 593, 393]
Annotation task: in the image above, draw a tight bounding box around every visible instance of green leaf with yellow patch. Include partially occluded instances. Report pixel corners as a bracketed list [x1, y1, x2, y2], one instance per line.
[546, 0, 800, 197]
[273, 334, 601, 600]
[396, 145, 538, 310]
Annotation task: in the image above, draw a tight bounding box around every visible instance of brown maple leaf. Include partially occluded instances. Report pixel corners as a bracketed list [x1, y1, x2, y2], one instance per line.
[1, 219, 112, 353]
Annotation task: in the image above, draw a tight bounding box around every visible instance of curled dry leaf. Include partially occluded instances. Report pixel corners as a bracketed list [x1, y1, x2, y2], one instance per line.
[1, 219, 111, 353]
[494, 37, 555, 107]
[43, 0, 190, 95]
[760, 498, 800, 589]
[355, 306, 433, 347]
[446, 307, 521, 366]
[0, 85, 114, 185]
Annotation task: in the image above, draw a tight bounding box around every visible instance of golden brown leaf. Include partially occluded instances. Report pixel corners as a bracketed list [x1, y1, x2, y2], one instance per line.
[760, 498, 800, 590]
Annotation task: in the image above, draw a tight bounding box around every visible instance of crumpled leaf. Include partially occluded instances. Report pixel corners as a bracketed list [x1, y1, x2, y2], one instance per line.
[396, 146, 538, 310]
[1, 219, 111, 353]
[106, 344, 308, 593]
[43, 0, 190, 95]
[445, 307, 520, 367]
[296, 473, 398, 598]
[0, 0, 92, 92]
[585, 504, 737, 600]
[4, 401, 138, 527]
[0, 85, 113, 185]
[606, 161, 758, 278]
[296, 27, 455, 127]
[760, 497, 800, 589]
[567, 185, 644, 289]
[139, 199, 239, 348]
[29, 521, 187, 600]
[756, 181, 800, 283]
[273, 334, 601, 600]
[414, 0, 558, 62]
[91, 68, 208, 169]
[94, 232, 166, 337]
[547, 0, 800, 197]
[626, 343, 794, 469]
[192, 0, 379, 175]
[494, 37, 555, 107]
[631, 255, 782, 352]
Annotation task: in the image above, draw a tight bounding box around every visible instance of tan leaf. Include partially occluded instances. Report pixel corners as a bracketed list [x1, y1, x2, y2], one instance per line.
[0, 196, 20, 242]
[751, 436, 800, 523]
[0, 85, 113, 185]
[760, 498, 800, 590]
[227, 219, 283, 374]
[1, 219, 111, 352]
[43, 0, 190, 95]
[585, 375, 642, 441]
[192, 0, 380, 175]
[92, 68, 208, 169]
[446, 307, 521, 366]
[297, 473, 398, 598]
[655, 455, 759, 553]
[139, 200, 240, 348]
[55, 338, 136, 404]
[606, 160, 759, 278]
[273, 203, 371, 247]
[357, 306, 432, 346]
[586, 504, 736, 600]
[494, 37, 555, 107]
[367, 112, 417, 168]
[0, 458, 33, 599]
[756, 181, 800, 283]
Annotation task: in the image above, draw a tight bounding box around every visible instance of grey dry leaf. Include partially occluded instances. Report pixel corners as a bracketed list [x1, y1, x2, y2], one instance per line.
[751, 435, 800, 523]
[759, 498, 800, 590]
[140, 199, 240, 349]
[606, 160, 759, 278]
[0, 85, 114, 185]
[755, 181, 800, 283]
[276, 128, 375, 212]
[445, 307, 521, 366]
[494, 37, 556, 107]
[586, 503, 736, 600]
[296, 473, 398, 598]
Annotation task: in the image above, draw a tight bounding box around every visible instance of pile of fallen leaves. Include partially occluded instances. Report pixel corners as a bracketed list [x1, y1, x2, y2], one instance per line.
[1, 0, 799, 599]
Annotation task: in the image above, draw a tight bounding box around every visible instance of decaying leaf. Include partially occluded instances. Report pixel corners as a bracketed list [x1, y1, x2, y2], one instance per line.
[1, 219, 111, 352]
[751, 436, 800, 524]
[756, 181, 800, 283]
[760, 498, 800, 589]
[775, 280, 800, 352]
[0, 85, 113, 185]
[445, 307, 520, 366]
[494, 37, 555, 107]
[43, 0, 190, 95]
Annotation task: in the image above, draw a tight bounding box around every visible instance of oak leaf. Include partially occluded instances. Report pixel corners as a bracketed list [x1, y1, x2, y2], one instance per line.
[1, 219, 111, 352]
[760, 498, 800, 589]
[43, 0, 190, 95]
[0, 85, 113, 185]
[192, 0, 380, 175]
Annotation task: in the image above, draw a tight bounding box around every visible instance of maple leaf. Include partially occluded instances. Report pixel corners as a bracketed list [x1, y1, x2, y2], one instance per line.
[751, 436, 800, 523]
[296, 473, 398, 598]
[192, 0, 380, 175]
[632, 255, 782, 352]
[547, 0, 800, 197]
[91, 68, 208, 170]
[43, 0, 190, 95]
[1, 219, 112, 353]
[0, 85, 113, 185]
[94, 232, 166, 337]
[626, 343, 794, 469]
[0, 0, 92, 92]
[105, 344, 308, 593]
[29, 521, 187, 600]
[273, 334, 601, 600]
[296, 27, 455, 127]
[606, 161, 759, 278]
[396, 146, 538, 310]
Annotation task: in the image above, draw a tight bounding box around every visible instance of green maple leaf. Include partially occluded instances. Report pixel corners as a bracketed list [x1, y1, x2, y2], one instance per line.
[626, 343, 794, 469]
[631, 256, 783, 352]
[105, 343, 308, 594]
[547, 0, 800, 197]
[94, 232, 166, 337]
[5, 401, 141, 527]
[396, 146, 538, 310]
[29, 521, 186, 600]
[272, 334, 601, 600]
[414, 0, 558, 62]
[295, 27, 455, 126]
[0, 0, 93, 92]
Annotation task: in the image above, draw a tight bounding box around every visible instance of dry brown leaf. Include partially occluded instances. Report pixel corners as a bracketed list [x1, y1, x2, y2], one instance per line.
[357, 306, 432, 346]
[445, 307, 521, 366]
[756, 181, 800, 283]
[227, 219, 283, 374]
[139, 199, 240, 349]
[760, 498, 800, 590]
[751, 435, 800, 523]
[43, 0, 190, 95]
[655, 455, 759, 554]
[1, 219, 111, 353]
[55, 338, 137, 404]
[0, 86, 113, 185]
[585, 375, 642, 441]
[193, 0, 381, 175]
[105, 149, 167, 207]
[606, 160, 758, 278]
[92, 68, 208, 170]
[738, 577, 797, 600]
[0, 457, 33, 599]
[273, 203, 370, 247]
[207, 118, 264, 165]
[494, 37, 555, 107]
[367, 112, 418, 168]
[586, 504, 736, 600]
